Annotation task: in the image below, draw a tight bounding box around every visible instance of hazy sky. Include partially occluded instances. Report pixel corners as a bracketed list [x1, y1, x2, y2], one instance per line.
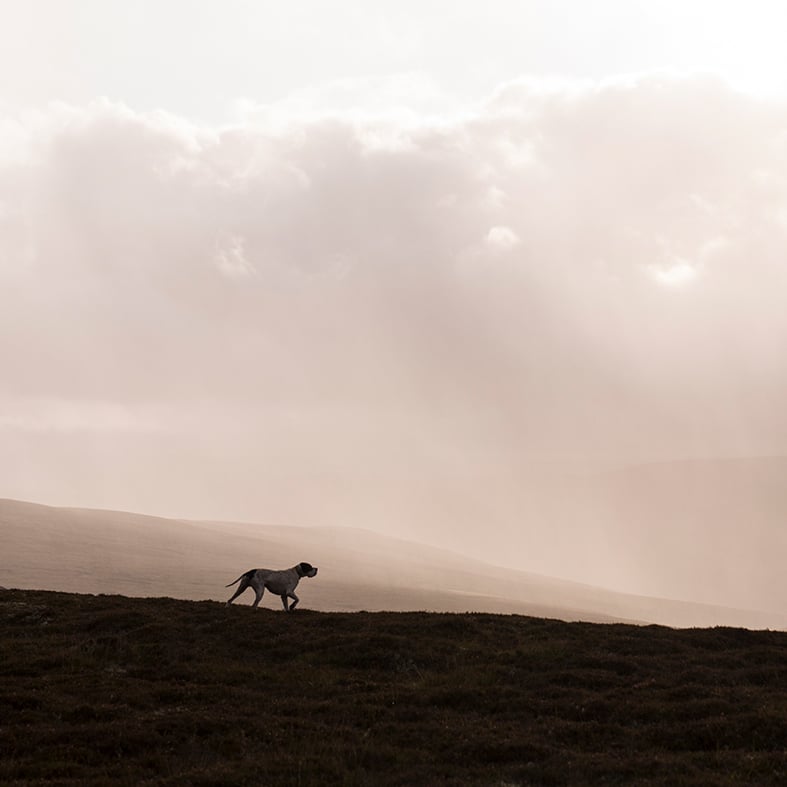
[2, 2, 787, 605]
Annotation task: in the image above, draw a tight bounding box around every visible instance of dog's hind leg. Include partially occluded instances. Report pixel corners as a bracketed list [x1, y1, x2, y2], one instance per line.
[226, 579, 249, 606]
[252, 585, 265, 608]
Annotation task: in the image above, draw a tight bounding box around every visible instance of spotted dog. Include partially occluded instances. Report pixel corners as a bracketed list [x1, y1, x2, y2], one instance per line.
[225, 562, 318, 611]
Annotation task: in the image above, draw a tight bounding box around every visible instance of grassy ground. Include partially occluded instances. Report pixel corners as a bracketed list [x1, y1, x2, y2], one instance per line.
[1, 589, 785, 786]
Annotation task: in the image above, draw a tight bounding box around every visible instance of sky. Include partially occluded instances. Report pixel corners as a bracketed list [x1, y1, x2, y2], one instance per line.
[2, 1, 787, 608]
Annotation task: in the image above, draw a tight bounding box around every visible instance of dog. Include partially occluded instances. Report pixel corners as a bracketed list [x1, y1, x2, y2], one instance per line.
[225, 562, 318, 611]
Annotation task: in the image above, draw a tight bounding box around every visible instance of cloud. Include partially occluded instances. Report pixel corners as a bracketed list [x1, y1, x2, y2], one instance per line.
[649, 259, 698, 287]
[214, 234, 255, 279]
[486, 225, 520, 250]
[1, 79, 786, 423]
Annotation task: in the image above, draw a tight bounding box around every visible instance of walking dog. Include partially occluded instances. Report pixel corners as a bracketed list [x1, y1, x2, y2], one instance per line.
[225, 562, 318, 611]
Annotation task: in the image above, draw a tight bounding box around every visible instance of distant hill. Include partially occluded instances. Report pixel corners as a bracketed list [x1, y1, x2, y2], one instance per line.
[453, 456, 787, 618]
[555, 457, 787, 613]
[2, 497, 785, 629]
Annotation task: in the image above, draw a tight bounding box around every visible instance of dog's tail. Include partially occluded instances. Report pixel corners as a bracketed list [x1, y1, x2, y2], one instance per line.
[225, 569, 254, 588]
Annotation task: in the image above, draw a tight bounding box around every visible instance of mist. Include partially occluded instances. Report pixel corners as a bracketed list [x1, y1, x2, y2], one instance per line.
[2, 73, 787, 613]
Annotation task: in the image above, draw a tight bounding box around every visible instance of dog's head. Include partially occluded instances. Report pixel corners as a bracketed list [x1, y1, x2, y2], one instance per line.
[297, 562, 318, 578]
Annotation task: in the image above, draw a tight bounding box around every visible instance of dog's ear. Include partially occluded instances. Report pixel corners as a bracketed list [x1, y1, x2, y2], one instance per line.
[299, 562, 313, 573]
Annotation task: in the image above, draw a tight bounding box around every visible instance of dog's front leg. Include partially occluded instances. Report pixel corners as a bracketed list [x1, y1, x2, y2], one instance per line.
[280, 594, 290, 611]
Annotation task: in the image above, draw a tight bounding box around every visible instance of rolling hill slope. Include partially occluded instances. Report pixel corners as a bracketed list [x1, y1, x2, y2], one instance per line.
[1, 497, 785, 629]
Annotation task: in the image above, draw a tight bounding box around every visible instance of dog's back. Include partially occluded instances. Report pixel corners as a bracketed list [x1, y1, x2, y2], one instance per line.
[225, 568, 256, 588]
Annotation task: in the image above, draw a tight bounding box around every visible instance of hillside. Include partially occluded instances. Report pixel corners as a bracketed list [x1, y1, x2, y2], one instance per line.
[2, 498, 785, 629]
[2, 589, 786, 786]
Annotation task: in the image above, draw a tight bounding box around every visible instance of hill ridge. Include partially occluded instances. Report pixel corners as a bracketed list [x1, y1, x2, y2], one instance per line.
[2, 497, 786, 630]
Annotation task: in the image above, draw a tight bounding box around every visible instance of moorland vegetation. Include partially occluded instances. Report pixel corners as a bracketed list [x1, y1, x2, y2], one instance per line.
[1, 589, 785, 785]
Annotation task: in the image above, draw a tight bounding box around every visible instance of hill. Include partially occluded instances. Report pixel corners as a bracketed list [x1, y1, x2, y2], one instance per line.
[1, 589, 785, 785]
[543, 457, 787, 613]
[3, 497, 786, 629]
[2, 498, 785, 629]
